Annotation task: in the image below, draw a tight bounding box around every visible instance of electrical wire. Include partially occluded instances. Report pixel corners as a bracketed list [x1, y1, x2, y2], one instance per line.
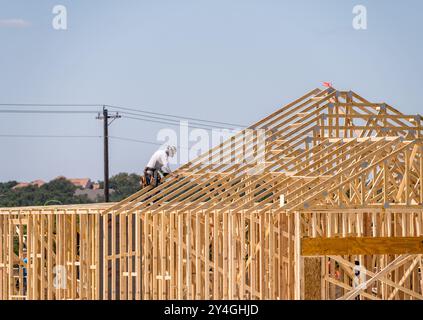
[109, 135, 162, 146]
[122, 115, 239, 132]
[0, 110, 98, 114]
[107, 104, 245, 127]
[0, 134, 101, 138]
[0, 134, 186, 148]
[0, 103, 246, 127]
[0, 103, 102, 107]
[0, 134, 225, 151]
[119, 111, 235, 130]
[109, 136, 192, 149]
[0, 109, 238, 130]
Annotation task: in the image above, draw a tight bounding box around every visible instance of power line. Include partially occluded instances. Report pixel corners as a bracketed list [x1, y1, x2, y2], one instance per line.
[0, 103, 246, 127]
[106, 104, 246, 128]
[0, 110, 98, 114]
[0, 109, 238, 129]
[123, 115, 240, 132]
[0, 109, 239, 130]
[120, 111, 237, 130]
[109, 136, 192, 150]
[0, 133, 219, 151]
[0, 134, 101, 138]
[0, 103, 102, 107]
[0, 133, 181, 148]
[109, 136, 163, 147]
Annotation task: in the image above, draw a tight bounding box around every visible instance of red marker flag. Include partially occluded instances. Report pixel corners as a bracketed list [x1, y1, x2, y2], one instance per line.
[322, 82, 333, 88]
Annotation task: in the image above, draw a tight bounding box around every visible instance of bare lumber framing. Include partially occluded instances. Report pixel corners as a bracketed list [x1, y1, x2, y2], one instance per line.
[1, 88, 422, 300]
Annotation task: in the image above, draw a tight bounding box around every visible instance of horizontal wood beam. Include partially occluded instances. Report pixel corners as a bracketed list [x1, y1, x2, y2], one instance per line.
[302, 237, 423, 256]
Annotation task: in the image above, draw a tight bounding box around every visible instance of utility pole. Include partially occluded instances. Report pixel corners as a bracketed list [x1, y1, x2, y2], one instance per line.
[97, 106, 121, 202]
[96, 106, 121, 299]
[103, 107, 110, 202]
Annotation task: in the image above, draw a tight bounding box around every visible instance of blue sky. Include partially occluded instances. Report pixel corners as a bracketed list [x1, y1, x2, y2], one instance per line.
[0, 0, 422, 182]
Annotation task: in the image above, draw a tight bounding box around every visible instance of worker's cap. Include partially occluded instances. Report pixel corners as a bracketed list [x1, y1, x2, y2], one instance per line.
[167, 145, 177, 157]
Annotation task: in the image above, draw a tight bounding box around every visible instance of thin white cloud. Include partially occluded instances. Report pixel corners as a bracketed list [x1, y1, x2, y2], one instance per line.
[0, 19, 31, 28]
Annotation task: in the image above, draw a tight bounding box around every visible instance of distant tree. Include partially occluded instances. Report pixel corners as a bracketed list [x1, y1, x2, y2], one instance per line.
[0, 178, 93, 207]
[0, 181, 17, 192]
[40, 178, 78, 203]
[0, 173, 144, 207]
[108, 173, 141, 202]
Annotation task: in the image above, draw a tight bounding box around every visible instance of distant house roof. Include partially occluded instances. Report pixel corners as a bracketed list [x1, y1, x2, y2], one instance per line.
[12, 182, 30, 189]
[32, 180, 45, 187]
[12, 180, 45, 189]
[69, 178, 92, 189]
[12, 178, 94, 190]
[75, 188, 113, 201]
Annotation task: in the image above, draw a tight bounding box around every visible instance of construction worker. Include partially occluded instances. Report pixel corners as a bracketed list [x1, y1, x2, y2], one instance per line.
[143, 145, 177, 187]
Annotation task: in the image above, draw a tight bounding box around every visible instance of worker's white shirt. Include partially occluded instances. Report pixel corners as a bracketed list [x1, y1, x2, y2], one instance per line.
[146, 150, 171, 172]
